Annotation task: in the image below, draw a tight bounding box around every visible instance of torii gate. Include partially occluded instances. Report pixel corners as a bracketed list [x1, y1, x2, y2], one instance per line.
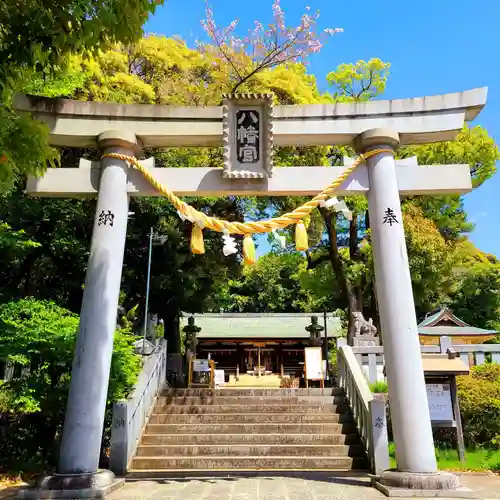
[14, 88, 486, 497]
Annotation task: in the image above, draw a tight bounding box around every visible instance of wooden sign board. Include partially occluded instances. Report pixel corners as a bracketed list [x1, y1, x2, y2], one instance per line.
[424, 376, 465, 463]
[192, 359, 210, 372]
[304, 347, 324, 389]
[188, 359, 215, 388]
[426, 383, 454, 422]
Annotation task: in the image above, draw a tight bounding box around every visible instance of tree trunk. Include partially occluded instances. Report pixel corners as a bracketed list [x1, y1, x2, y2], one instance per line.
[21, 252, 38, 297]
[318, 207, 361, 345]
[349, 214, 359, 261]
[365, 209, 381, 342]
[161, 310, 181, 354]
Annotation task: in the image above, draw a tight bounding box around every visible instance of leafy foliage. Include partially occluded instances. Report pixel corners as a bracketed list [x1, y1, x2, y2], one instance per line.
[213, 252, 306, 312]
[456, 364, 500, 448]
[402, 205, 455, 314]
[0, 0, 164, 84]
[0, 0, 165, 191]
[0, 105, 59, 191]
[327, 58, 390, 102]
[0, 190, 94, 308]
[0, 298, 141, 471]
[449, 259, 500, 331]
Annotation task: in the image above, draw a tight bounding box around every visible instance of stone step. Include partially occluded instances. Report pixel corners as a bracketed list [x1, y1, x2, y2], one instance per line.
[141, 433, 361, 446]
[152, 404, 349, 414]
[135, 444, 366, 458]
[160, 388, 344, 397]
[156, 395, 347, 406]
[148, 412, 348, 425]
[145, 422, 358, 435]
[130, 456, 368, 470]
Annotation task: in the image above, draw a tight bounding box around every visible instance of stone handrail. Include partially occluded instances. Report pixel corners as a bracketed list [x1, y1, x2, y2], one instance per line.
[109, 338, 167, 475]
[336, 339, 389, 475]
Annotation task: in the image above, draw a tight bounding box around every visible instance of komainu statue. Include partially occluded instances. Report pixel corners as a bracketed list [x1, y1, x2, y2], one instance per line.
[350, 311, 378, 338]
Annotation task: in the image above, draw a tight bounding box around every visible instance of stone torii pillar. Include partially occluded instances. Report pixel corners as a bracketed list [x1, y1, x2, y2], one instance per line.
[58, 131, 141, 477]
[21, 132, 142, 498]
[357, 129, 464, 494]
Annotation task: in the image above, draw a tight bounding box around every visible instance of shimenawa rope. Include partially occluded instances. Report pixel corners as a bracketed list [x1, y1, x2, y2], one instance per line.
[101, 148, 393, 263]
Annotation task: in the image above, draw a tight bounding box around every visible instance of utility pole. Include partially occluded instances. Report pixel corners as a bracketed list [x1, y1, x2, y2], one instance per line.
[323, 309, 328, 380]
[143, 227, 154, 351]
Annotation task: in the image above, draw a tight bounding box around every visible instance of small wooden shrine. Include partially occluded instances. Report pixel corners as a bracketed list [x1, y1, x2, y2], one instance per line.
[417, 307, 497, 345]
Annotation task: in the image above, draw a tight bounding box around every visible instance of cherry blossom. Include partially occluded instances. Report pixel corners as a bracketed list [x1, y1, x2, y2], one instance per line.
[199, 0, 343, 93]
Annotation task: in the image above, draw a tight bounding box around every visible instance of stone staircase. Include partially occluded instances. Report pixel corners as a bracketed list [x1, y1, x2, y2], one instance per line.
[128, 388, 368, 473]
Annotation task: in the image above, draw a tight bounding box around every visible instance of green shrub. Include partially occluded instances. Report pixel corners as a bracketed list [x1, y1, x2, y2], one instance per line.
[0, 298, 142, 472]
[0, 382, 11, 413]
[456, 363, 500, 448]
[369, 380, 388, 393]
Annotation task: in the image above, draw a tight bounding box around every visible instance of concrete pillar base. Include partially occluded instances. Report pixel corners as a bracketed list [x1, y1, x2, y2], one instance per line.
[372, 470, 475, 498]
[17, 470, 124, 499]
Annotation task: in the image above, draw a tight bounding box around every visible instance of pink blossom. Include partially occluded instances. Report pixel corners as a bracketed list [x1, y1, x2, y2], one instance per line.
[308, 39, 322, 53]
[199, 0, 343, 90]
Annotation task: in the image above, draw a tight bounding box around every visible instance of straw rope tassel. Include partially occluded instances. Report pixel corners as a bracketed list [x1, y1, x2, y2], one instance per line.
[190, 224, 205, 254]
[101, 149, 392, 259]
[295, 221, 309, 252]
[243, 235, 256, 266]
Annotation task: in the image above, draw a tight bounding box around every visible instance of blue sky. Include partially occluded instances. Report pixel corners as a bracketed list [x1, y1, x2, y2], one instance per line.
[145, 0, 500, 256]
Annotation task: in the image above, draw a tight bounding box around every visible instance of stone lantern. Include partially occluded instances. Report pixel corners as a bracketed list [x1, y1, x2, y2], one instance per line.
[183, 316, 201, 357]
[305, 316, 324, 347]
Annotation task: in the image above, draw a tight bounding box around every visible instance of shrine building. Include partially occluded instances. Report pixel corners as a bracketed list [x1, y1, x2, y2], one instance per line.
[417, 307, 497, 345]
[178, 307, 498, 379]
[181, 312, 342, 377]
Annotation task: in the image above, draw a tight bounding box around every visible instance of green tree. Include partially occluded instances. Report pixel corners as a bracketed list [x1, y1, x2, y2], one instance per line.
[449, 258, 500, 331]
[400, 126, 499, 239]
[0, 190, 94, 309]
[0, 298, 141, 471]
[401, 205, 456, 315]
[0, 0, 164, 84]
[326, 58, 390, 102]
[212, 252, 306, 313]
[0, 0, 165, 192]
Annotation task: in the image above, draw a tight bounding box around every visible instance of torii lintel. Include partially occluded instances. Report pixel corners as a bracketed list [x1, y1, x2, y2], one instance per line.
[26, 157, 473, 197]
[13, 87, 487, 149]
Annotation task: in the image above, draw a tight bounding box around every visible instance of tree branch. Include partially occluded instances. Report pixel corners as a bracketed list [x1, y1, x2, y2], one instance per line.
[307, 252, 330, 270]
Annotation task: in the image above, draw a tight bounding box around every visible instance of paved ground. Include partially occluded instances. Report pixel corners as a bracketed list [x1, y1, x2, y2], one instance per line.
[1, 472, 498, 500]
[106, 472, 500, 500]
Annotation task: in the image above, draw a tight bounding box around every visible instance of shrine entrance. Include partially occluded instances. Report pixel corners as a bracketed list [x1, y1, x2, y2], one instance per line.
[14, 87, 487, 495]
[197, 342, 304, 376]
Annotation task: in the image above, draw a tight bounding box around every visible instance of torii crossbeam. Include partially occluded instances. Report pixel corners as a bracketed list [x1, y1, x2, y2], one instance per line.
[16, 88, 486, 198]
[13, 88, 487, 498]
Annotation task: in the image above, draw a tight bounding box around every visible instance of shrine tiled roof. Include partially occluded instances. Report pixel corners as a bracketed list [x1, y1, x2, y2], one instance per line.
[418, 326, 497, 337]
[417, 307, 497, 337]
[181, 312, 343, 340]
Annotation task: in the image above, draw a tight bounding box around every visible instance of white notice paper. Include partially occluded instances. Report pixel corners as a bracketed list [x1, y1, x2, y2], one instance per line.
[214, 369, 225, 387]
[305, 347, 323, 380]
[426, 383, 454, 422]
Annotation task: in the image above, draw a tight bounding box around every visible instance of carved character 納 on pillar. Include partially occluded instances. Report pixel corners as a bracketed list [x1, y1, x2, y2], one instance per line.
[97, 210, 115, 227]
